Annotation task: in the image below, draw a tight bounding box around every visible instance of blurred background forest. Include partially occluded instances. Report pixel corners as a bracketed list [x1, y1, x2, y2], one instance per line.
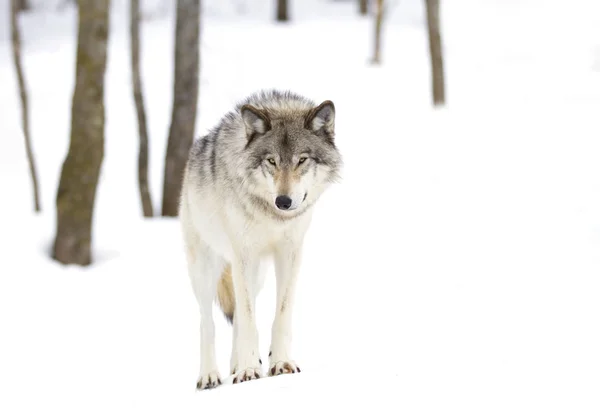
[7, 0, 448, 266]
[1, 0, 600, 407]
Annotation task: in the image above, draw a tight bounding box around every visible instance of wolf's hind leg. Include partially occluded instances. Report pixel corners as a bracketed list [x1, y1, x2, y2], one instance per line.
[186, 237, 225, 390]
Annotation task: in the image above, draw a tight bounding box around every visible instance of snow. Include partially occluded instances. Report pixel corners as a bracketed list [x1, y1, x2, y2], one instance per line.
[1, 0, 600, 407]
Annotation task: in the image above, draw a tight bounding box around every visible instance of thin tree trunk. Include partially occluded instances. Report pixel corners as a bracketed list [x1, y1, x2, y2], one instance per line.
[15, 0, 30, 12]
[162, 0, 200, 217]
[131, 0, 153, 217]
[359, 0, 368, 15]
[11, 0, 41, 213]
[425, 0, 445, 105]
[276, 0, 288, 22]
[52, 0, 110, 266]
[371, 0, 383, 64]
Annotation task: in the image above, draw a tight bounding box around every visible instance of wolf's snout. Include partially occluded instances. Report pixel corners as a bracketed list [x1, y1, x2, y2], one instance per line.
[275, 195, 293, 210]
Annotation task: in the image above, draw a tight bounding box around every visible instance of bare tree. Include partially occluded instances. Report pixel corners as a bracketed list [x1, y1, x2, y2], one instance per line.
[15, 0, 30, 12]
[130, 0, 153, 217]
[425, 0, 445, 105]
[11, 0, 41, 213]
[276, 0, 288, 22]
[359, 0, 368, 15]
[371, 0, 384, 64]
[162, 0, 200, 217]
[52, 0, 110, 266]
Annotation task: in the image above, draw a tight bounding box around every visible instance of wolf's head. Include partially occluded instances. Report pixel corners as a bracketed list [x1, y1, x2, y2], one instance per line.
[238, 99, 342, 218]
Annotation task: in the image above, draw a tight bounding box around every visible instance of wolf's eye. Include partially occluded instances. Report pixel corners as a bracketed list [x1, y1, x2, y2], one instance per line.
[267, 158, 276, 166]
[298, 157, 307, 165]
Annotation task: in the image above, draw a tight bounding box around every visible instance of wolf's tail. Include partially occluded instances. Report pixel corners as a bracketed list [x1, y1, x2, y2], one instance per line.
[216, 264, 235, 324]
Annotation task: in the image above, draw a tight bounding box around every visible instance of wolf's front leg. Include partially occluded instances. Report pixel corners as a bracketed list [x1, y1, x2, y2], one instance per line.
[230, 255, 263, 384]
[269, 241, 303, 376]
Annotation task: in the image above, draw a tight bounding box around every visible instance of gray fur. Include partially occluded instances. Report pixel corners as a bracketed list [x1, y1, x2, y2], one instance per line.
[185, 89, 342, 221]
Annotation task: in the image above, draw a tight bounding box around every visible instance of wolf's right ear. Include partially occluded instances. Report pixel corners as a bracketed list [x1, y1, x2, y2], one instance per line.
[241, 105, 271, 140]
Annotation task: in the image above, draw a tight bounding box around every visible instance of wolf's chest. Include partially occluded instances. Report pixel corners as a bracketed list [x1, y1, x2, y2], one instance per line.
[242, 219, 299, 250]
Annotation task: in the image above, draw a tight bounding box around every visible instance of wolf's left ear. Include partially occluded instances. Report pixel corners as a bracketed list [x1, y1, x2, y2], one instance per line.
[241, 104, 271, 140]
[305, 100, 335, 138]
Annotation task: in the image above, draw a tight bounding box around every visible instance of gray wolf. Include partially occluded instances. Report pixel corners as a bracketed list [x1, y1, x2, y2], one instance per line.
[179, 90, 343, 389]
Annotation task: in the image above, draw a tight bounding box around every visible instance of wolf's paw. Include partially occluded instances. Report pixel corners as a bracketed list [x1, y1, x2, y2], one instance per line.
[269, 361, 301, 376]
[232, 368, 262, 384]
[196, 371, 222, 390]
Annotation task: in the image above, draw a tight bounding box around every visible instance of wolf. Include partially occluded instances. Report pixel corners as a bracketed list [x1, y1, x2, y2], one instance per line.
[179, 90, 343, 389]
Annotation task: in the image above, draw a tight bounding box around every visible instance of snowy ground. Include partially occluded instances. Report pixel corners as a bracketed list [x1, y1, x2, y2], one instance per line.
[1, 0, 600, 407]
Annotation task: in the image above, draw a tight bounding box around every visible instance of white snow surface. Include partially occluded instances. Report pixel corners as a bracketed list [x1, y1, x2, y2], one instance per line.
[1, 0, 600, 407]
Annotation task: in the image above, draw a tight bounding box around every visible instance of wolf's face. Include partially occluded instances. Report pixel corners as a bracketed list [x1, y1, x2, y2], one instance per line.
[239, 100, 342, 217]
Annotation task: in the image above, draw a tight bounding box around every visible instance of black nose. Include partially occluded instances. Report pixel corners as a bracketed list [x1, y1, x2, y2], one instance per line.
[275, 195, 292, 210]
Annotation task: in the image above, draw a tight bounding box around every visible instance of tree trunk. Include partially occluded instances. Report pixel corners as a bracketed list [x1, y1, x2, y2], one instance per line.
[52, 0, 110, 266]
[371, 0, 383, 64]
[131, 0, 154, 217]
[359, 0, 368, 15]
[425, 0, 445, 105]
[276, 0, 288, 22]
[15, 0, 30, 12]
[11, 0, 41, 213]
[162, 0, 200, 217]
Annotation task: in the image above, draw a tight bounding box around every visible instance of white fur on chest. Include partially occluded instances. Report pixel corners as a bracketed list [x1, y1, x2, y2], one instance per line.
[187, 190, 312, 262]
